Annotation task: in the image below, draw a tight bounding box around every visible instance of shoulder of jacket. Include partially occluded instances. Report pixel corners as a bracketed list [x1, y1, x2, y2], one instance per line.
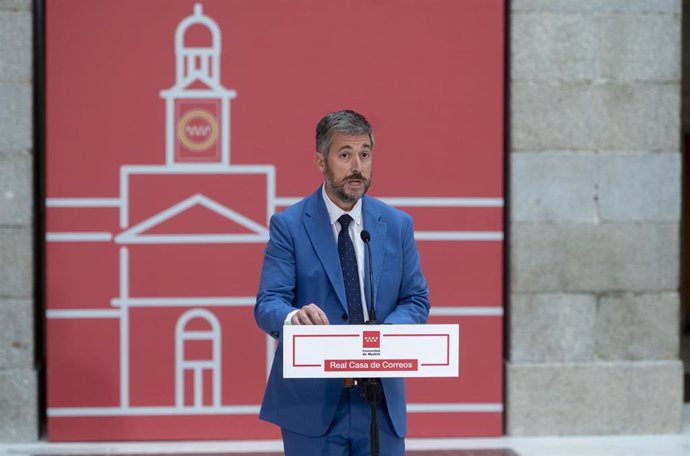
[365, 195, 412, 222]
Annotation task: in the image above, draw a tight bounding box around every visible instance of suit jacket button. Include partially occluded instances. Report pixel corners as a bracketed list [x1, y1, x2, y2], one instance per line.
[270, 331, 279, 339]
[341, 313, 348, 321]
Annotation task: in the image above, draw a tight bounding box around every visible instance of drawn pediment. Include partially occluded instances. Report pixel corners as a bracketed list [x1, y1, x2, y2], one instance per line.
[115, 193, 268, 244]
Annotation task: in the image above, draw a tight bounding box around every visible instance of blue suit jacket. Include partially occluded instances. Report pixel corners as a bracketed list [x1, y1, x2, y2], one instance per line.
[255, 187, 430, 437]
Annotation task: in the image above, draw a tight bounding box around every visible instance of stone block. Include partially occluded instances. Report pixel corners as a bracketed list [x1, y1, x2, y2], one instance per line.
[511, 82, 679, 151]
[510, 152, 598, 222]
[596, 292, 678, 360]
[0, 0, 31, 12]
[598, 14, 680, 81]
[510, 293, 596, 362]
[512, 152, 681, 223]
[511, 12, 597, 81]
[0, 227, 32, 297]
[511, 223, 678, 292]
[0, 11, 31, 82]
[0, 84, 32, 153]
[506, 360, 683, 435]
[511, 0, 680, 14]
[0, 299, 33, 368]
[597, 152, 681, 222]
[0, 368, 38, 441]
[0, 151, 32, 225]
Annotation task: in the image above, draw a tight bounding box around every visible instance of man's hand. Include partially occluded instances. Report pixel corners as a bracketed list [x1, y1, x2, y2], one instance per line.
[291, 303, 330, 325]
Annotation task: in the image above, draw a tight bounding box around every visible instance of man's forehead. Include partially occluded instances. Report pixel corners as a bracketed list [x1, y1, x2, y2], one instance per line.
[331, 133, 372, 149]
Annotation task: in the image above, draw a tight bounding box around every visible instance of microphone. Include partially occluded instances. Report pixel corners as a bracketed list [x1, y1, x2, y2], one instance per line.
[360, 229, 382, 456]
[360, 230, 378, 324]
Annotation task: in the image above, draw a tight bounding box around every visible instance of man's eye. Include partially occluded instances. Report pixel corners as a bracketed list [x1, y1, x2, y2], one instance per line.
[339, 153, 349, 159]
[361, 152, 370, 159]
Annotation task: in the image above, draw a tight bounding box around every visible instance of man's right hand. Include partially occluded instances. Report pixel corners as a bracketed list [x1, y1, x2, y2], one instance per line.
[291, 303, 330, 325]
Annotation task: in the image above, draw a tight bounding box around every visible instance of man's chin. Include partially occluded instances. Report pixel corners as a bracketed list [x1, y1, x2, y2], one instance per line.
[328, 181, 369, 206]
[338, 193, 358, 204]
[334, 190, 362, 205]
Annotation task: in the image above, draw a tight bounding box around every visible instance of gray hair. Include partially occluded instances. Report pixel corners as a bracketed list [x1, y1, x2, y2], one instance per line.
[315, 110, 375, 156]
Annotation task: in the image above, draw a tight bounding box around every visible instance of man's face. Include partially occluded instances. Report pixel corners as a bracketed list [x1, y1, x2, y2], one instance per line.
[316, 133, 373, 210]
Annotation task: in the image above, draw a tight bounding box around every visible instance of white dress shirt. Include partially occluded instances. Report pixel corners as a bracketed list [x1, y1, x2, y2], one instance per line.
[285, 185, 369, 324]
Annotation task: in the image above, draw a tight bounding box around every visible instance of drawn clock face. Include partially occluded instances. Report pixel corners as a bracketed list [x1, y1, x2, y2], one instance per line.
[177, 109, 218, 152]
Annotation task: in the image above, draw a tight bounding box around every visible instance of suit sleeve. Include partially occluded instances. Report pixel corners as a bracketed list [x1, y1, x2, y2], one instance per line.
[255, 213, 296, 341]
[383, 215, 431, 325]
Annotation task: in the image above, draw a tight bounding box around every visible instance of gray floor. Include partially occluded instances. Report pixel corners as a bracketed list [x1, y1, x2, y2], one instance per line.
[2, 405, 689, 456]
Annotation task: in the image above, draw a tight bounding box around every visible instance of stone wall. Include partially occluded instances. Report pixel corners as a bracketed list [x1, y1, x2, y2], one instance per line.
[0, 0, 37, 442]
[508, 0, 683, 434]
[682, 0, 690, 134]
[681, 0, 690, 329]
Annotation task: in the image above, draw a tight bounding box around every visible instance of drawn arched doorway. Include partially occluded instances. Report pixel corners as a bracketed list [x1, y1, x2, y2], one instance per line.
[175, 309, 222, 408]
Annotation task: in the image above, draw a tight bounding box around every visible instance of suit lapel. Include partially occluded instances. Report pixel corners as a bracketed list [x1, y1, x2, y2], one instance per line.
[363, 197, 387, 304]
[303, 189, 348, 313]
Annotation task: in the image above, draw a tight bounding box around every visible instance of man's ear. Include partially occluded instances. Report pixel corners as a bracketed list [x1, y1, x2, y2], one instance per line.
[315, 152, 325, 173]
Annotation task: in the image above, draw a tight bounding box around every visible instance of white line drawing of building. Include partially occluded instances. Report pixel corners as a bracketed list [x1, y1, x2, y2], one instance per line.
[48, 3, 274, 419]
[45, 2, 504, 424]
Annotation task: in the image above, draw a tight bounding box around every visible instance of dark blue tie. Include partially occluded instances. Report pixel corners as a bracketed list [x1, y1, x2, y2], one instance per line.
[337, 214, 364, 324]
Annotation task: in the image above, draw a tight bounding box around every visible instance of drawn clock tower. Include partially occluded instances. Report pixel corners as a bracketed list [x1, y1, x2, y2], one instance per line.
[161, 3, 236, 166]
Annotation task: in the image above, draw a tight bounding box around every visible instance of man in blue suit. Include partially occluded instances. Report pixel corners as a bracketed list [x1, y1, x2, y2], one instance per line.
[255, 110, 430, 456]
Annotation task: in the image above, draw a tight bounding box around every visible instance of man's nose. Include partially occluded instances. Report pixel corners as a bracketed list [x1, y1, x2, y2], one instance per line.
[351, 155, 361, 172]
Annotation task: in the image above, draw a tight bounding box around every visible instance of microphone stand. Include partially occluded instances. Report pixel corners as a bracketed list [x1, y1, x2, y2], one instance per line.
[361, 230, 381, 456]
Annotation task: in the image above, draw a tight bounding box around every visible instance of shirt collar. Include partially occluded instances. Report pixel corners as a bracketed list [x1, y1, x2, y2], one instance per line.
[321, 184, 363, 227]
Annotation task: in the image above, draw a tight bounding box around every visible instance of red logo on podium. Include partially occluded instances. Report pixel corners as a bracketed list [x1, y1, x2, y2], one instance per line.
[363, 331, 380, 348]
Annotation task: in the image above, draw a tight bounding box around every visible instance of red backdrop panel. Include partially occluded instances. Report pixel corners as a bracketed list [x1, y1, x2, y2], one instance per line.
[46, 0, 505, 441]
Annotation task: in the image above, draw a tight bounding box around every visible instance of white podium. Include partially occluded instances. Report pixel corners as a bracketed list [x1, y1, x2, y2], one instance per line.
[283, 324, 459, 379]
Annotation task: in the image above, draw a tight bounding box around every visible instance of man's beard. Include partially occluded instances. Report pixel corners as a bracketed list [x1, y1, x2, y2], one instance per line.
[324, 163, 371, 206]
